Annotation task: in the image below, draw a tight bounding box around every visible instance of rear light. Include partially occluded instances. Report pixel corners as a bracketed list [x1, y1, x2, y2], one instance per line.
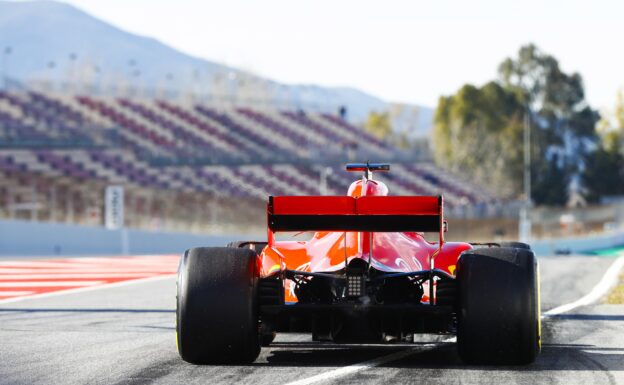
[347, 274, 365, 297]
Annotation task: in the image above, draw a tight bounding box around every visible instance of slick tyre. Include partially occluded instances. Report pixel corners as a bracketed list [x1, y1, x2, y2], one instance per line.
[499, 241, 531, 250]
[456, 247, 540, 365]
[176, 247, 260, 364]
[260, 331, 276, 347]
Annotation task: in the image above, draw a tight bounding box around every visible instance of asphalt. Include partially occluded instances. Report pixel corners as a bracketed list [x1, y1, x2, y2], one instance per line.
[0, 255, 622, 385]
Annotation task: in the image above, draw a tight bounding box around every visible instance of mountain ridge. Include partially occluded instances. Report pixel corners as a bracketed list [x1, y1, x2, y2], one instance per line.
[0, 0, 433, 137]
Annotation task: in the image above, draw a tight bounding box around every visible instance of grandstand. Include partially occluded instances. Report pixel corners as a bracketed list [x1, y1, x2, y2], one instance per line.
[0, 90, 498, 234]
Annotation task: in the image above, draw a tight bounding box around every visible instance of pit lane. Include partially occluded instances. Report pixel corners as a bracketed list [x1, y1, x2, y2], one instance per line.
[0, 255, 622, 385]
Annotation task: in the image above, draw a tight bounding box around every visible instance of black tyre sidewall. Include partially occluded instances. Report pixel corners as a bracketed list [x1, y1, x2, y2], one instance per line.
[499, 241, 531, 250]
[177, 247, 260, 364]
[457, 247, 539, 365]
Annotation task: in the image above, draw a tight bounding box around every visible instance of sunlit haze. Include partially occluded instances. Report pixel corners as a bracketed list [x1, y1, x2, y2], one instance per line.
[48, 0, 624, 109]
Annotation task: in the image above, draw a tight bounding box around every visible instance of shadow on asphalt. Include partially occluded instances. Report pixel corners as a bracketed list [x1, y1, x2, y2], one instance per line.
[1, 308, 622, 373]
[262, 346, 411, 368]
[258, 342, 624, 371]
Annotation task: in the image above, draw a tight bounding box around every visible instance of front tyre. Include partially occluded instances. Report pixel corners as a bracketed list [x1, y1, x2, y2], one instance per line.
[176, 247, 260, 364]
[456, 247, 540, 365]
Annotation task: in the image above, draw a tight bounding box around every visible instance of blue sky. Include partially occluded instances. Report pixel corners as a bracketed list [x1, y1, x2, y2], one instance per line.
[46, 0, 624, 109]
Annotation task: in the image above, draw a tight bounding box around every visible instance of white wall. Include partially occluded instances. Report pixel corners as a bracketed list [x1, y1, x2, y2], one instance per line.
[531, 231, 624, 256]
[0, 219, 259, 256]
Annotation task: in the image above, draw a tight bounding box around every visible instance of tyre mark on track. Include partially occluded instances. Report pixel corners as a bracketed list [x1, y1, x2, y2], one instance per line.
[283, 338, 455, 385]
[110, 356, 180, 385]
[576, 351, 618, 385]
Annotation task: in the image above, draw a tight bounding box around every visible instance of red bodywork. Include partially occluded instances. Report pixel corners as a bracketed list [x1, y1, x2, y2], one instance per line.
[259, 177, 473, 303]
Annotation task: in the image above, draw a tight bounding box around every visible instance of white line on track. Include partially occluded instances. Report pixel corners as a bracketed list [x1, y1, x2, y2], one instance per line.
[543, 255, 624, 317]
[0, 261, 106, 267]
[0, 291, 35, 296]
[0, 269, 176, 275]
[583, 349, 624, 355]
[0, 273, 161, 279]
[0, 281, 105, 287]
[0, 274, 176, 304]
[0, 256, 178, 267]
[284, 254, 624, 385]
[49, 257, 177, 263]
[284, 338, 456, 385]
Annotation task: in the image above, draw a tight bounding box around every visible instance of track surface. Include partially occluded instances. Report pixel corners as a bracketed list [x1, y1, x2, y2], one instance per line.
[0, 256, 179, 301]
[0, 255, 623, 385]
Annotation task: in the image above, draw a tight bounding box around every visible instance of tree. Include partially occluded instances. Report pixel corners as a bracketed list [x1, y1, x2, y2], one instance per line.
[498, 44, 599, 205]
[433, 82, 525, 196]
[583, 90, 624, 202]
[434, 43, 599, 205]
[365, 111, 392, 140]
[617, 90, 624, 130]
[582, 136, 624, 202]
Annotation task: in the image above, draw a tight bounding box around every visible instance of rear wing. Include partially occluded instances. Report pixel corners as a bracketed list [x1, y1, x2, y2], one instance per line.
[267, 195, 443, 233]
[266, 194, 447, 305]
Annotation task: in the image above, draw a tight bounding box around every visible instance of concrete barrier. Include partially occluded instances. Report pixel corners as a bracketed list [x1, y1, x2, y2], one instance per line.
[0, 219, 259, 257]
[1, 218, 622, 257]
[531, 232, 624, 256]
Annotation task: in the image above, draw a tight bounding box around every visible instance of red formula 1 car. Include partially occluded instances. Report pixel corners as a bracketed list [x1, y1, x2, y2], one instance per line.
[176, 163, 541, 365]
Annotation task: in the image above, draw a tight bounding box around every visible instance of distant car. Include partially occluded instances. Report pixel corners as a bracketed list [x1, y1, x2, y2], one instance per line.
[176, 163, 540, 365]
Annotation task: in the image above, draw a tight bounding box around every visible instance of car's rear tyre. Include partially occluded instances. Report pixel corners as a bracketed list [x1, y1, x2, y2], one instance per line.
[456, 247, 540, 365]
[435, 278, 457, 306]
[228, 240, 277, 347]
[499, 241, 531, 250]
[176, 247, 260, 364]
[260, 331, 276, 347]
